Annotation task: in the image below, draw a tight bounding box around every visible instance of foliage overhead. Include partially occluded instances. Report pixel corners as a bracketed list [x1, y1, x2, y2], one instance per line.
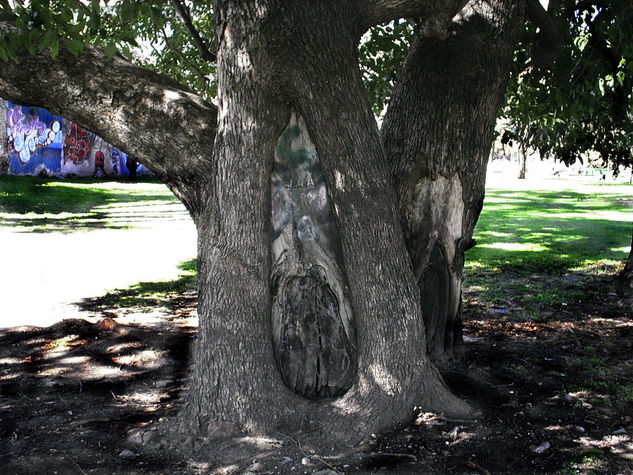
[2, 1, 632, 172]
[0, 0, 216, 100]
[358, 19, 414, 117]
[502, 0, 633, 172]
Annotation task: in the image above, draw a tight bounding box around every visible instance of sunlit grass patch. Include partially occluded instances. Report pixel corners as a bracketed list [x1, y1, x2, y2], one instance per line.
[82, 259, 197, 313]
[464, 176, 633, 318]
[0, 175, 182, 232]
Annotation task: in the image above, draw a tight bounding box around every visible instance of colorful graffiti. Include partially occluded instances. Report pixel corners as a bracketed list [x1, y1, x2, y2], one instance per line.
[7, 106, 61, 165]
[2, 100, 152, 178]
[63, 123, 94, 165]
[270, 112, 356, 399]
[7, 104, 63, 175]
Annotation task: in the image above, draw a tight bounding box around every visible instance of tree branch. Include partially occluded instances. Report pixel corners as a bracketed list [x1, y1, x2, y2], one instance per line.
[0, 40, 217, 213]
[527, 0, 565, 66]
[170, 0, 216, 63]
[356, 0, 468, 36]
[161, 25, 211, 89]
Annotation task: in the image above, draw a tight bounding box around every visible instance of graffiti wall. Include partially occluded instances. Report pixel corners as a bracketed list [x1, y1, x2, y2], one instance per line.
[2, 100, 151, 178]
[0, 99, 7, 174]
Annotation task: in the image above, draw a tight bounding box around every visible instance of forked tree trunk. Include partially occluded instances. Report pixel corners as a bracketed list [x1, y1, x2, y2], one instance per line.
[177, 0, 471, 445]
[0, 0, 476, 451]
[382, 0, 524, 368]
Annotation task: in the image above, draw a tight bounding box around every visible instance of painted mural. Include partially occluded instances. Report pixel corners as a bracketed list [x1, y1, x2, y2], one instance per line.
[2, 100, 151, 178]
[7, 104, 63, 176]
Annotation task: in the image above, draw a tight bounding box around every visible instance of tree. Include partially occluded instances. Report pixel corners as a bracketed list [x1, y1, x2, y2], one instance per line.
[0, 0, 556, 450]
[501, 0, 633, 295]
[381, 2, 525, 366]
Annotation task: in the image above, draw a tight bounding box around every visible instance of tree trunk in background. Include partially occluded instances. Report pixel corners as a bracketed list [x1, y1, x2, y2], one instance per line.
[518, 143, 527, 179]
[176, 0, 471, 447]
[382, 0, 524, 368]
[615, 226, 633, 298]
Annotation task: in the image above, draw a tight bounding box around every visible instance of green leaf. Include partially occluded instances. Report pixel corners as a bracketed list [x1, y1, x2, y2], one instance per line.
[39, 29, 57, 51]
[50, 37, 59, 57]
[104, 43, 117, 59]
[63, 37, 84, 55]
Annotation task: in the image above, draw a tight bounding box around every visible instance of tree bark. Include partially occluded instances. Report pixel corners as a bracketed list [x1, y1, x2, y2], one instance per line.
[518, 143, 528, 179]
[382, 0, 525, 367]
[0, 0, 478, 451]
[615, 226, 633, 298]
[176, 0, 471, 446]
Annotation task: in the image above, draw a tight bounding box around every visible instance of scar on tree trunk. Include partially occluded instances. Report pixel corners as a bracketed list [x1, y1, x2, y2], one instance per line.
[270, 112, 356, 399]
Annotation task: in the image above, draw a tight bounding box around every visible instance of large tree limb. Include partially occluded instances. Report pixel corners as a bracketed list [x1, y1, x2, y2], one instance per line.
[356, 0, 468, 35]
[527, 0, 565, 66]
[0, 41, 217, 213]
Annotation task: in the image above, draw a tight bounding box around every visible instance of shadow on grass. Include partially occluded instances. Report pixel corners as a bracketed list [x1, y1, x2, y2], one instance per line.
[0, 176, 185, 233]
[78, 259, 198, 314]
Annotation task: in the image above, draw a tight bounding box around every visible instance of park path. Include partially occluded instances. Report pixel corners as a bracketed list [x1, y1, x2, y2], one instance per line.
[0, 199, 196, 329]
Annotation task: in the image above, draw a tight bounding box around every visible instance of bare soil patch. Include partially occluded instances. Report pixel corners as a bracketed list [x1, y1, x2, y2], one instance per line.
[1, 275, 632, 474]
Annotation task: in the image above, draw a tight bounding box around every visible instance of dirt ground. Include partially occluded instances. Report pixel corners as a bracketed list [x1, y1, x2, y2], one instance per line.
[1, 270, 631, 474]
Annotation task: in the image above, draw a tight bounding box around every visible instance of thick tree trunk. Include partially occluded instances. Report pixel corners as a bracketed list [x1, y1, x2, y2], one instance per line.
[382, 0, 524, 367]
[0, 0, 477, 451]
[177, 1, 471, 447]
[615, 226, 633, 298]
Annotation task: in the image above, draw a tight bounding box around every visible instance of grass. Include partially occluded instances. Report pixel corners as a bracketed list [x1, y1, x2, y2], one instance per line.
[464, 174, 633, 312]
[0, 175, 182, 232]
[81, 259, 198, 313]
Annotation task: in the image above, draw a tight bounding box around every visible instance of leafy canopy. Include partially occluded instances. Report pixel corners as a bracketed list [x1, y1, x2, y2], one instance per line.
[2, 0, 632, 171]
[502, 0, 633, 172]
[0, 0, 216, 99]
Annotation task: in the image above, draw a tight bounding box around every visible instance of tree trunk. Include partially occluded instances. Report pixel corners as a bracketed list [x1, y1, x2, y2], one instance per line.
[518, 143, 527, 179]
[0, 0, 480, 451]
[0, 99, 7, 175]
[615, 226, 633, 298]
[382, 0, 525, 368]
[176, 1, 472, 447]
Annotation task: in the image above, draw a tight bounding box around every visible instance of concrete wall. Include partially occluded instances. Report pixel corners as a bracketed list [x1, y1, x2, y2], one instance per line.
[3, 101, 151, 178]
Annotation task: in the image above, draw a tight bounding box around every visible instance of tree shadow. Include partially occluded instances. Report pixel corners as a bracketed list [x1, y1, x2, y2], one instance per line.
[0, 175, 187, 233]
[0, 259, 199, 473]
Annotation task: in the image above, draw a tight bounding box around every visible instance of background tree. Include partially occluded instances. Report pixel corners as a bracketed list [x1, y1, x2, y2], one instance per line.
[501, 0, 633, 293]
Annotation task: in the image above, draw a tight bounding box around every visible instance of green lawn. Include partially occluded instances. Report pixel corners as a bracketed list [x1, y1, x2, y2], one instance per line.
[465, 175, 633, 314]
[0, 175, 180, 232]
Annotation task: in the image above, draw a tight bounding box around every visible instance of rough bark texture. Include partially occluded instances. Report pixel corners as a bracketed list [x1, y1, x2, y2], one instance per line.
[0, 0, 479, 450]
[179, 0, 471, 443]
[615, 226, 633, 298]
[382, 0, 525, 368]
[356, 0, 469, 33]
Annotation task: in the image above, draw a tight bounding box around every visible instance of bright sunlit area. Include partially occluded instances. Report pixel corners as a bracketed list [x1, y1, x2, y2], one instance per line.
[0, 177, 197, 328]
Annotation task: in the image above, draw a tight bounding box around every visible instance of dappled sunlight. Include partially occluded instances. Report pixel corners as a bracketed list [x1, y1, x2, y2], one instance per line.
[467, 178, 632, 275]
[479, 242, 547, 252]
[113, 350, 167, 371]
